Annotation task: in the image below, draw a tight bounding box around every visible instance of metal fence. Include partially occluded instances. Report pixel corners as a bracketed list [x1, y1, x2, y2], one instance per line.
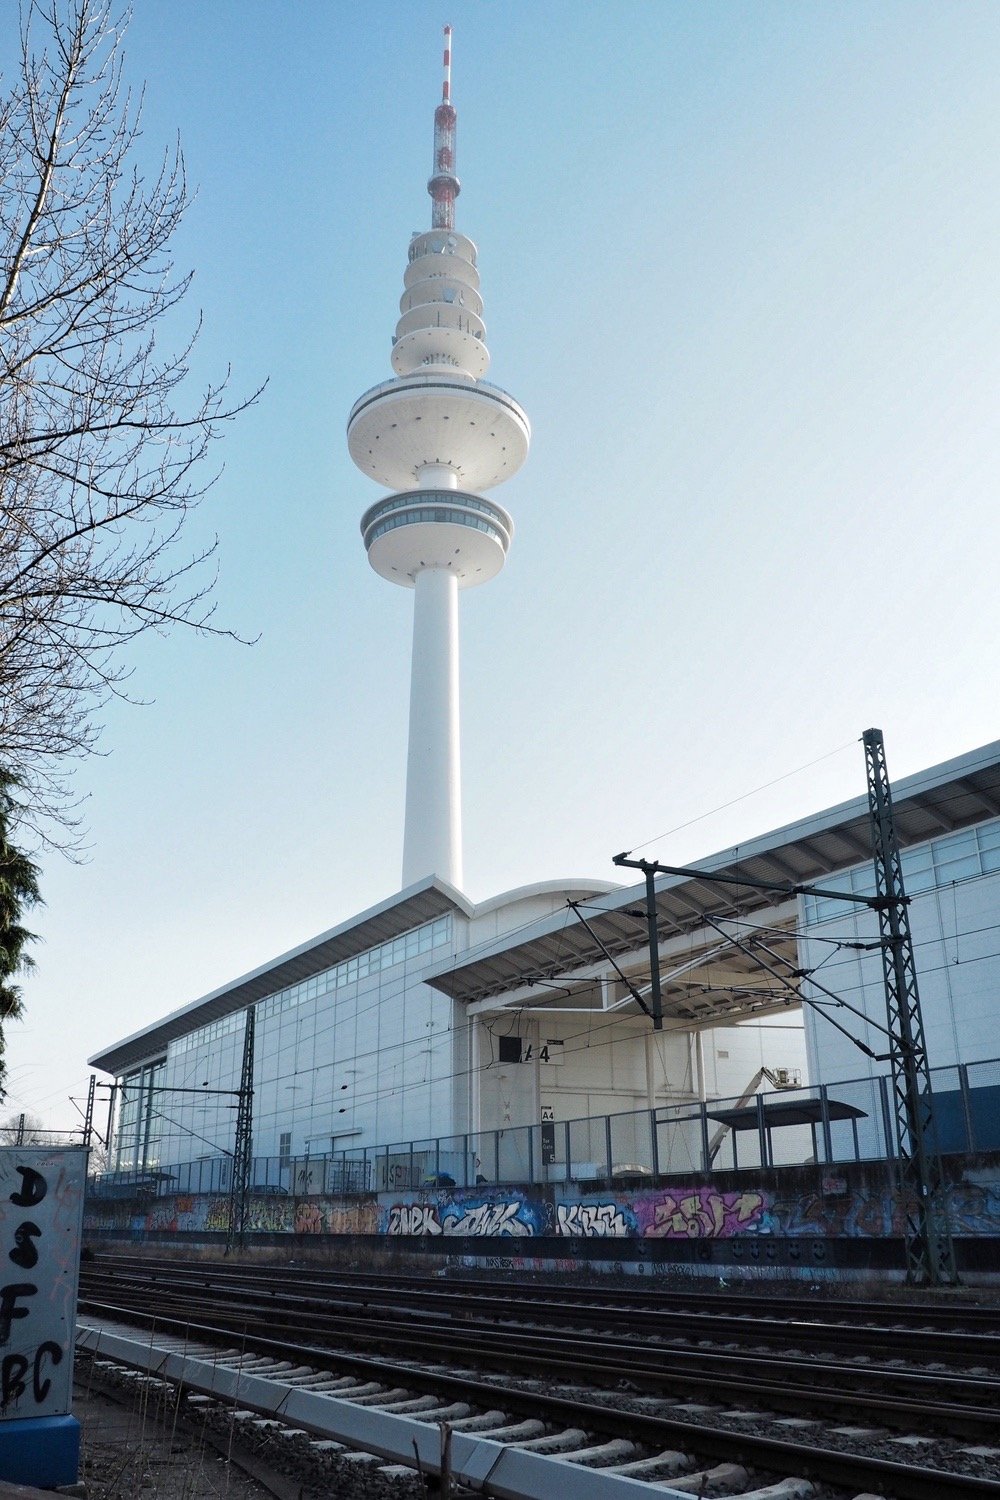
[89, 1056, 1000, 1202]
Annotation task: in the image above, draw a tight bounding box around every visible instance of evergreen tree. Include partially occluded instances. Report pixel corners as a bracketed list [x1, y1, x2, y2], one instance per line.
[0, 774, 39, 1096]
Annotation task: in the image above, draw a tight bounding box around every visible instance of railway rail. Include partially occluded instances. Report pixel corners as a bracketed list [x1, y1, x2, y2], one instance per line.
[77, 1255, 1000, 1499]
[89, 1252, 1000, 1333]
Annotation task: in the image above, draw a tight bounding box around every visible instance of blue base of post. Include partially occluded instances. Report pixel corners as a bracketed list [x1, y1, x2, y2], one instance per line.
[0, 1414, 80, 1487]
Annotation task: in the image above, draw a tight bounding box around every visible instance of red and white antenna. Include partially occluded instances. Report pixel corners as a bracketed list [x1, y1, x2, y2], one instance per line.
[442, 24, 452, 103]
[429, 24, 459, 230]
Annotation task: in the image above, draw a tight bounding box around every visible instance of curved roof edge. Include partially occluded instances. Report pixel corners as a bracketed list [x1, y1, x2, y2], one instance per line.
[470, 877, 619, 920]
[86, 873, 617, 1079]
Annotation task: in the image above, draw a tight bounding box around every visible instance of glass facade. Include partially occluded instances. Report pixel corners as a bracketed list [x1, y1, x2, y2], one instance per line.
[114, 1058, 166, 1172]
[366, 508, 507, 549]
[170, 914, 453, 1055]
[116, 913, 459, 1171]
[256, 914, 451, 1023]
[801, 819, 1000, 926]
[367, 491, 505, 526]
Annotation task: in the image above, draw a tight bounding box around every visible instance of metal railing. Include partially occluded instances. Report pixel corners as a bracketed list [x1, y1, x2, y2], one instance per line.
[90, 1056, 1000, 1201]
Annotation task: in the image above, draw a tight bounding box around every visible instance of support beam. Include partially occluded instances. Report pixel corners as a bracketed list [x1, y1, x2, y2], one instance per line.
[226, 1007, 255, 1256]
[863, 728, 957, 1287]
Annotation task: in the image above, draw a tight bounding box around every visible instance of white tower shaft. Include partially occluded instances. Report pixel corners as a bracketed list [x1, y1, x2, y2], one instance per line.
[348, 29, 529, 892]
[402, 567, 462, 889]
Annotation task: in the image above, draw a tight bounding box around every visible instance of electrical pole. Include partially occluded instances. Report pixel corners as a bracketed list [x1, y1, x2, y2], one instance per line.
[614, 729, 959, 1286]
[226, 1007, 256, 1256]
[105, 1083, 118, 1167]
[643, 867, 664, 1030]
[863, 728, 957, 1287]
[83, 1074, 96, 1148]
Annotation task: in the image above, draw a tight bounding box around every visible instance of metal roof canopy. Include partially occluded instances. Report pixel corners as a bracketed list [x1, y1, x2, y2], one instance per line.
[88, 879, 468, 1077]
[706, 1099, 867, 1130]
[426, 739, 1000, 1007]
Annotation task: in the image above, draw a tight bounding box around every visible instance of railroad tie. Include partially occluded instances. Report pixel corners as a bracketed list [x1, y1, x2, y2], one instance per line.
[657, 1463, 749, 1495]
[437, 1408, 507, 1432]
[411, 1401, 472, 1421]
[373, 1394, 459, 1414]
[508, 1427, 590, 1454]
[329, 1380, 384, 1398]
[555, 1438, 637, 1466]
[348, 1386, 410, 1406]
[736, 1482, 816, 1500]
[603, 1451, 692, 1480]
[460, 1418, 545, 1441]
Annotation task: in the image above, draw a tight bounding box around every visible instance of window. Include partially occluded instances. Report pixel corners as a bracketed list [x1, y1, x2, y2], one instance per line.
[171, 915, 455, 1051]
[113, 1058, 166, 1173]
[801, 819, 1000, 926]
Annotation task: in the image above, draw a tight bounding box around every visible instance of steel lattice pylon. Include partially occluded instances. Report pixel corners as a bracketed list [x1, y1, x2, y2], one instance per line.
[863, 728, 958, 1286]
[226, 1006, 255, 1256]
[83, 1073, 96, 1147]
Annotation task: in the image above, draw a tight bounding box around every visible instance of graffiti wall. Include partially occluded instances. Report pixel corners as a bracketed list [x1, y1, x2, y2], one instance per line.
[383, 1191, 545, 1237]
[379, 1187, 770, 1239]
[636, 1188, 765, 1238]
[294, 1199, 377, 1236]
[84, 1159, 1000, 1244]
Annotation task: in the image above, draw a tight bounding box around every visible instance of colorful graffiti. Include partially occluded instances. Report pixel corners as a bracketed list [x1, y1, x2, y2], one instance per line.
[766, 1179, 1000, 1239]
[82, 1164, 1000, 1245]
[556, 1203, 632, 1237]
[294, 1199, 377, 1235]
[383, 1193, 543, 1237]
[635, 1189, 766, 1239]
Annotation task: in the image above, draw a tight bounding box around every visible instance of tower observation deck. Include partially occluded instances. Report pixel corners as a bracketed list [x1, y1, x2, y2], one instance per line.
[348, 28, 529, 891]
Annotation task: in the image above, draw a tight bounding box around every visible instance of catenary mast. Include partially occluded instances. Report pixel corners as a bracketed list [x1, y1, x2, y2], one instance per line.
[348, 27, 530, 890]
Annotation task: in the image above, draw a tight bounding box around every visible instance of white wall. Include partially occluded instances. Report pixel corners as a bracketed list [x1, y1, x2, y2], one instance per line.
[474, 1009, 807, 1134]
[801, 867, 1000, 1089]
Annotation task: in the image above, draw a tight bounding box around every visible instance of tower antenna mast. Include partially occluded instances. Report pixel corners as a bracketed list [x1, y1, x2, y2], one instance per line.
[430, 25, 459, 229]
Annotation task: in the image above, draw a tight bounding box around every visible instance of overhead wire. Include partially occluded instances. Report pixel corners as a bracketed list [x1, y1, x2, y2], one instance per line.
[100, 894, 1000, 1151]
[119, 908, 1000, 1134]
[89, 776, 1000, 1157]
[21, 751, 1000, 1132]
[94, 778, 1000, 1111]
[621, 739, 859, 856]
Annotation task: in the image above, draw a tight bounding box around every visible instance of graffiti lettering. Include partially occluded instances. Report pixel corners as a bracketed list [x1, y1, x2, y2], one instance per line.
[294, 1200, 378, 1236]
[9, 1167, 46, 1209]
[556, 1203, 630, 1237]
[637, 1189, 765, 1239]
[387, 1204, 441, 1236]
[0, 1340, 62, 1412]
[384, 1196, 539, 1237]
[8, 1221, 41, 1270]
[442, 1201, 532, 1237]
[0, 1283, 36, 1344]
[84, 1170, 1000, 1248]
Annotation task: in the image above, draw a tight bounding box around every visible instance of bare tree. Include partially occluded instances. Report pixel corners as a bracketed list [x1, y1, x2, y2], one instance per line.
[0, 1109, 46, 1144]
[0, 0, 259, 835]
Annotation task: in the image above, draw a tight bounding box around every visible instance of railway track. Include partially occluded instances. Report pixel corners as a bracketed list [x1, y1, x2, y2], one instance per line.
[78, 1255, 1000, 1498]
[89, 1252, 1000, 1335]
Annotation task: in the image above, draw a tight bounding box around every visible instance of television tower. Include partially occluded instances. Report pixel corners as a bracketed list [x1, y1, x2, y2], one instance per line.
[348, 28, 530, 891]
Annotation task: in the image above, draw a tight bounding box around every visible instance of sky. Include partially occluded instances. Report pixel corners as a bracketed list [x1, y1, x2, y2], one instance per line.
[2, 1, 998, 1133]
